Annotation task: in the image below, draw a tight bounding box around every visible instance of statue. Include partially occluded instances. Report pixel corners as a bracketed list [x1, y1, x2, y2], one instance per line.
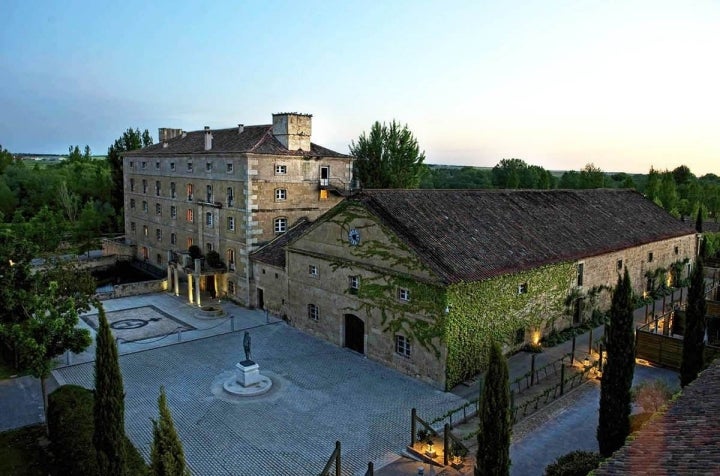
[243, 331, 251, 361]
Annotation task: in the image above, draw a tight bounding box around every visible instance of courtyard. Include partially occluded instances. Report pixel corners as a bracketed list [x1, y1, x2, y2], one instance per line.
[53, 294, 466, 475]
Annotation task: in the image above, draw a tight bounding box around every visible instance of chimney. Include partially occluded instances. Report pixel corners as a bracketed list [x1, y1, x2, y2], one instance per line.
[238, 124, 244, 134]
[204, 126, 212, 151]
[272, 113, 312, 151]
[158, 128, 183, 142]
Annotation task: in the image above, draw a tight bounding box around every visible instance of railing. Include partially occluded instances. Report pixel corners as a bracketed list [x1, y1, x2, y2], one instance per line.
[318, 441, 341, 476]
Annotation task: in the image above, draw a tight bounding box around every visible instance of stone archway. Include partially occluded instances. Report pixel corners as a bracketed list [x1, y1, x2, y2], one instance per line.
[344, 314, 365, 354]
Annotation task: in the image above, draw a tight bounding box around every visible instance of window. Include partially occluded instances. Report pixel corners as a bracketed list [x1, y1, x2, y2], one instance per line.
[155, 181, 161, 196]
[395, 335, 411, 358]
[274, 217, 287, 234]
[206, 161, 212, 172]
[142, 201, 148, 213]
[309, 265, 319, 277]
[228, 281, 235, 295]
[206, 212, 213, 227]
[227, 187, 234, 207]
[349, 275, 360, 294]
[129, 161, 134, 169]
[674, 246, 679, 255]
[187, 161, 193, 172]
[170, 162, 175, 171]
[206, 243, 213, 253]
[518, 283, 528, 295]
[155, 161, 160, 170]
[156, 228, 162, 241]
[186, 209, 194, 222]
[170, 182, 176, 198]
[275, 164, 287, 175]
[617, 259, 623, 271]
[130, 198, 136, 209]
[227, 249, 236, 270]
[308, 304, 319, 321]
[155, 203, 162, 215]
[226, 163, 233, 173]
[156, 253, 162, 265]
[398, 288, 410, 302]
[187, 184, 193, 201]
[130, 222, 136, 232]
[170, 232, 177, 245]
[143, 225, 148, 236]
[275, 188, 287, 201]
[130, 178, 135, 192]
[648, 252, 654, 263]
[170, 206, 177, 219]
[206, 185, 213, 202]
[142, 179, 148, 193]
[577, 263, 584, 287]
[141, 161, 147, 169]
[227, 216, 235, 231]
[187, 237, 193, 248]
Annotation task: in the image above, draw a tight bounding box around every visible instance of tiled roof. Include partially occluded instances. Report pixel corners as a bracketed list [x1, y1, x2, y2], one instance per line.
[595, 358, 720, 475]
[123, 125, 348, 157]
[359, 189, 696, 284]
[251, 218, 313, 268]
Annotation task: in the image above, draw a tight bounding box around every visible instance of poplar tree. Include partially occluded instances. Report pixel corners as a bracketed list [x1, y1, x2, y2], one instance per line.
[597, 268, 636, 457]
[475, 341, 511, 476]
[151, 387, 191, 476]
[680, 255, 707, 387]
[93, 306, 127, 476]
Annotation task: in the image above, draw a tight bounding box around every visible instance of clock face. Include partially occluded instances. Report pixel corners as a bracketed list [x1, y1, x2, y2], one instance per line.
[348, 228, 361, 246]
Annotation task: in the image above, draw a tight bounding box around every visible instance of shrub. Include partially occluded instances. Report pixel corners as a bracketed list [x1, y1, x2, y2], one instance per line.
[205, 250, 223, 268]
[47, 385, 148, 476]
[544, 450, 602, 476]
[188, 245, 202, 260]
[632, 379, 674, 413]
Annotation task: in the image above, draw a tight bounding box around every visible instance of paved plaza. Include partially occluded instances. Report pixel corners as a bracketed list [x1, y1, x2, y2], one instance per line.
[53, 293, 466, 475]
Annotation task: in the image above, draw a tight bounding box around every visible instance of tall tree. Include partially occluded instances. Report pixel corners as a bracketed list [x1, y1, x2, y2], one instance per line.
[107, 128, 153, 221]
[695, 206, 703, 233]
[680, 254, 707, 387]
[475, 341, 511, 476]
[5, 280, 92, 424]
[597, 268, 636, 457]
[94, 306, 127, 476]
[578, 163, 606, 189]
[350, 120, 427, 188]
[151, 387, 191, 476]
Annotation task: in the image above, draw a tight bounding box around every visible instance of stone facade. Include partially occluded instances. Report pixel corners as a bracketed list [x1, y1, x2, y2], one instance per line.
[252, 190, 698, 389]
[122, 113, 353, 306]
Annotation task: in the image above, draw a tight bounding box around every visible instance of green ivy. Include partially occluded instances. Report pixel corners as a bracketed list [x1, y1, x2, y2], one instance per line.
[444, 262, 576, 388]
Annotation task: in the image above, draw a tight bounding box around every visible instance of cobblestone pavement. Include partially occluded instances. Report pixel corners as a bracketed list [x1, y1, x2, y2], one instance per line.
[54, 295, 466, 476]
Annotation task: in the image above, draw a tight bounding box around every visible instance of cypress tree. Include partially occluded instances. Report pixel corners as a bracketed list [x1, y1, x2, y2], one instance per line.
[680, 256, 707, 387]
[93, 306, 127, 475]
[475, 341, 511, 476]
[151, 386, 191, 476]
[597, 268, 636, 457]
[695, 207, 703, 233]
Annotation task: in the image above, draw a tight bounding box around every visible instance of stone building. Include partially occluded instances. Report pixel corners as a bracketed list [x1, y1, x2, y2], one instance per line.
[252, 189, 698, 389]
[122, 113, 353, 306]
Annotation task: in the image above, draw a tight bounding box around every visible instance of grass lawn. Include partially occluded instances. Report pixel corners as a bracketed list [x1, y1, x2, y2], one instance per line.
[0, 425, 48, 476]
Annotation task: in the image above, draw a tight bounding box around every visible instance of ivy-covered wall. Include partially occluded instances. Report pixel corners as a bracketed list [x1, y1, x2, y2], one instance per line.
[444, 262, 576, 388]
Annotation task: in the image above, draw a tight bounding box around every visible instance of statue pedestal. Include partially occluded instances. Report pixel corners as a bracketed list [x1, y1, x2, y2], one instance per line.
[222, 360, 273, 397]
[236, 360, 261, 387]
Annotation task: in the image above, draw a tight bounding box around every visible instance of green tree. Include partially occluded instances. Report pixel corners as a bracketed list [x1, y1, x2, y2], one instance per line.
[597, 268, 636, 457]
[5, 280, 92, 423]
[680, 254, 707, 387]
[658, 171, 679, 214]
[107, 128, 153, 221]
[75, 199, 107, 256]
[0, 144, 14, 174]
[578, 163, 606, 189]
[475, 341, 511, 476]
[151, 386, 191, 476]
[350, 120, 427, 188]
[558, 170, 580, 189]
[94, 306, 127, 476]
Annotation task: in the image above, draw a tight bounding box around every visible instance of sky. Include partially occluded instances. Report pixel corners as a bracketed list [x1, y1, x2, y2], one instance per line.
[1, 0, 719, 175]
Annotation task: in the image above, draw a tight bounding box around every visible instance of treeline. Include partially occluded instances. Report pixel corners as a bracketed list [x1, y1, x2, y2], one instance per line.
[421, 159, 720, 221]
[0, 129, 151, 255]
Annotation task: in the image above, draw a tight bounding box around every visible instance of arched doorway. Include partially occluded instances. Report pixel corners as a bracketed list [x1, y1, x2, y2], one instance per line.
[344, 314, 365, 354]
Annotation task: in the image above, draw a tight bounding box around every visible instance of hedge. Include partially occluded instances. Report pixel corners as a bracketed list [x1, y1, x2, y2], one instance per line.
[47, 385, 148, 476]
[544, 450, 602, 476]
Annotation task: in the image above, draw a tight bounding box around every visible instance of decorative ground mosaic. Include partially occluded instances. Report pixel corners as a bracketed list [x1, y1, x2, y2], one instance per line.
[82, 306, 195, 343]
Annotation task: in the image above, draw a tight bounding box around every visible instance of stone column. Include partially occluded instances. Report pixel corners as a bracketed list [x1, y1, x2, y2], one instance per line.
[167, 266, 172, 292]
[188, 274, 194, 304]
[195, 275, 202, 307]
[173, 268, 180, 296]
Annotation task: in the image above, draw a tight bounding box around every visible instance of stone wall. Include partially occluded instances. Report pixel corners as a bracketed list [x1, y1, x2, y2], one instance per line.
[98, 279, 168, 300]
